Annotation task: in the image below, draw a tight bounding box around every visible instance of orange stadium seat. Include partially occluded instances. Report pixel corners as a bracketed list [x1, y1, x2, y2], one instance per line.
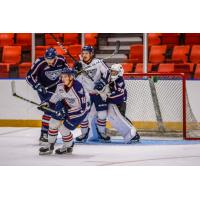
[129, 44, 143, 63]
[171, 45, 190, 63]
[158, 63, 175, 73]
[0, 64, 9, 78]
[148, 33, 161, 46]
[174, 63, 192, 79]
[161, 33, 180, 47]
[149, 45, 167, 64]
[18, 62, 32, 78]
[16, 33, 32, 46]
[185, 33, 200, 45]
[134, 63, 153, 73]
[194, 64, 200, 79]
[85, 33, 98, 46]
[190, 45, 200, 63]
[45, 33, 63, 46]
[63, 33, 79, 45]
[2, 46, 21, 64]
[35, 46, 49, 58]
[67, 45, 82, 60]
[0, 33, 14, 46]
[121, 63, 133, 72]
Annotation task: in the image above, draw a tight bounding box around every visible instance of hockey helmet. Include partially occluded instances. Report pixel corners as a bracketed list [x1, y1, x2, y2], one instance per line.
[45, 48, 57, 59]
[110, 63, 124, 81]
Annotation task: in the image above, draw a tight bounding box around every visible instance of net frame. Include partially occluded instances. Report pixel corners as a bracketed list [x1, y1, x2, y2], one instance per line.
[124, 72, 200, 140]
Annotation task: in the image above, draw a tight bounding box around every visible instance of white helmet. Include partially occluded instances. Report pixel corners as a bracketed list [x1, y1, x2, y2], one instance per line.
[110, 63, 124, 81]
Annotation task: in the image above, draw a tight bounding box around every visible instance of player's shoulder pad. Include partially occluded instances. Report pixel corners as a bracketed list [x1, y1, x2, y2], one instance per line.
[116, 76, 125, 87]
[73, 80, 84, 95]
[57, 55, 66, 63]
[34, 57, 45, 64]
[56, 83, 65, 93]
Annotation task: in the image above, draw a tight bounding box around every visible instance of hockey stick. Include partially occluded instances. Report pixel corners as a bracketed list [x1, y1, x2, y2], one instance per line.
[11, 81, 57, 114]
[101, 40, 121, 61]
[49, 33, 77, 62]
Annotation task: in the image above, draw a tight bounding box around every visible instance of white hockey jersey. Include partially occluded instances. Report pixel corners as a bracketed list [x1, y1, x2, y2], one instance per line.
[49, 80, 90, 117]
[77, 58, 110, 94]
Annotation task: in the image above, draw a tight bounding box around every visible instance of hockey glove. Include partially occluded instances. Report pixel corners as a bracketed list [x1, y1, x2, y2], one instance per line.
[37, 101, 49, 112]
[94, 80, 106, 92]
[56, 107, 66, 119]
[74, 62, 83, 75]
[34, 83, 47, 95]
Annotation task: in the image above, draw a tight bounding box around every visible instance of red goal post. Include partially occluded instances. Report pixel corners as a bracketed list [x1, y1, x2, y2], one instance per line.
[123, 72, 200, 140]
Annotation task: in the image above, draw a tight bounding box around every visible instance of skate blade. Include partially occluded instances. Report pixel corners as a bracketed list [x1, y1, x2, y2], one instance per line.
[99, 139, 111, 143]
[39, 151, 53, 155]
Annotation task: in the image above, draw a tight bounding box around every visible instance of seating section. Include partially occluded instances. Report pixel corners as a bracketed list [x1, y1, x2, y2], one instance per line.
[1, 33, 200, 79]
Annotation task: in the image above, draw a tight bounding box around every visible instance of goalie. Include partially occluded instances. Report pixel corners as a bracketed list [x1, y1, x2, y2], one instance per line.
[90, 63, 140, 144]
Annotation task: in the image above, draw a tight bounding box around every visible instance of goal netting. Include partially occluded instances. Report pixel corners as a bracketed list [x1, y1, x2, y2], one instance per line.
[124, 73, 200, 140]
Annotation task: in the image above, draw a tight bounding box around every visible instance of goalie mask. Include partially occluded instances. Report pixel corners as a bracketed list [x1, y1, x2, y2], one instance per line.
[110, 64, 124, 82]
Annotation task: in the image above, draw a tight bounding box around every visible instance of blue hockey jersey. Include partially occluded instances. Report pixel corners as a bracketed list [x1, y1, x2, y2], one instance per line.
[107, 76, 127, 105]
[26, 55, 68, 90]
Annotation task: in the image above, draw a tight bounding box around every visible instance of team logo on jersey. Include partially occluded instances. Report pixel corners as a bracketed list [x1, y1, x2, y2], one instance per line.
[86, 68, 97, 78]
[118, 82, 124, 87]
[45, 69, 63, 80]
[65, 97, 76, 104]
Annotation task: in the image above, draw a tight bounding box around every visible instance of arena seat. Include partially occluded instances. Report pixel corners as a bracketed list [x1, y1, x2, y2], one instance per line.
[134, 63, 153, 73]
[0, 33, 14, 46]
[129, 44, 143, 63]
[174, 63, 192, 79]
[194, 64, 200, 79]
[0, 64, 9, 78]
[158, 63, 175, 73]
[149, 45, 167, 64]
[171, 45, 190, 63]
[16, 33, 32, 46]
[63, 33, 79, 45]
[18, 62, 32, 78]
[67, 45, 82, 60]
[2, 46, 21, 64]
[148, 33, 161, 46]
[190, 45, 200, 63]
[45, 33, 63, 46]
[185, 33, 200, 45]
[85, 33, 98, 46]
[161, 33, 180, 47]
[121, 63, 134, 72]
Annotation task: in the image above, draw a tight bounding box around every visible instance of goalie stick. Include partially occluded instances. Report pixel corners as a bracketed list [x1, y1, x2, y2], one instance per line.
[11, 81, 57, 114]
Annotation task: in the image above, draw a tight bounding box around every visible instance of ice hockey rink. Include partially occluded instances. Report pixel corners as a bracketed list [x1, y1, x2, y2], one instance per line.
[1, 127, 200, 166]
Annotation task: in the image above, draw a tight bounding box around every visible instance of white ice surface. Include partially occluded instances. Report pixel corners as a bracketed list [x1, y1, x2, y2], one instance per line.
[0, 127, 200, 166]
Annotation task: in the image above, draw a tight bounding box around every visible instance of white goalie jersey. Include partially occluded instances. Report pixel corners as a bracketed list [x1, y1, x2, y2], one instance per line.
[76, 58, 110, 94]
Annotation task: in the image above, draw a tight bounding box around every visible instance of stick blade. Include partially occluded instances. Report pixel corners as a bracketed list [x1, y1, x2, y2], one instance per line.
[114, 40, 120, 54]
[11, 80, 16, 96]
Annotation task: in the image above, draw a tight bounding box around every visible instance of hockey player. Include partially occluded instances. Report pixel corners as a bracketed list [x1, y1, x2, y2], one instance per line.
[100, 63, 140, 143]
[74, 46, 111, 143]
[26, 48, 69, 144]
[39, 68, 90, 155]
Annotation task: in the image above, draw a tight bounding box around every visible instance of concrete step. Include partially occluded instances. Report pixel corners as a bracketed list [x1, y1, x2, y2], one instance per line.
[107, 37, 142, 43]
[99, 45, 130, 51]
[96, 53, 127, 59]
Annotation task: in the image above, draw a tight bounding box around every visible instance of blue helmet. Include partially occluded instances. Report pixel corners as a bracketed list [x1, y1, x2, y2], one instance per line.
[45, 48, 57, 59]
[82, 45, 94, 53]
[61, 68, 75, 76]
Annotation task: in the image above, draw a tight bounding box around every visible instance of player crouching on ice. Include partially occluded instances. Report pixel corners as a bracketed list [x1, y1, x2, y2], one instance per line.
[99, 64, 140, 144]
[39, 68, 90, 155]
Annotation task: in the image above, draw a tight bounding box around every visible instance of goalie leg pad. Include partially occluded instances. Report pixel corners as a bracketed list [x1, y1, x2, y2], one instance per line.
[108, 104, 137, 143]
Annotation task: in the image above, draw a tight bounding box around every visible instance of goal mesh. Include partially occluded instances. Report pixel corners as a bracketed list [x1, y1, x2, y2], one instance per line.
[124, 73, 200, 140]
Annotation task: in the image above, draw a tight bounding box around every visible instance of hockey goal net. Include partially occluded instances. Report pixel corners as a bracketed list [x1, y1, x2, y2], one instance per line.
[124, 73, 200, 140]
